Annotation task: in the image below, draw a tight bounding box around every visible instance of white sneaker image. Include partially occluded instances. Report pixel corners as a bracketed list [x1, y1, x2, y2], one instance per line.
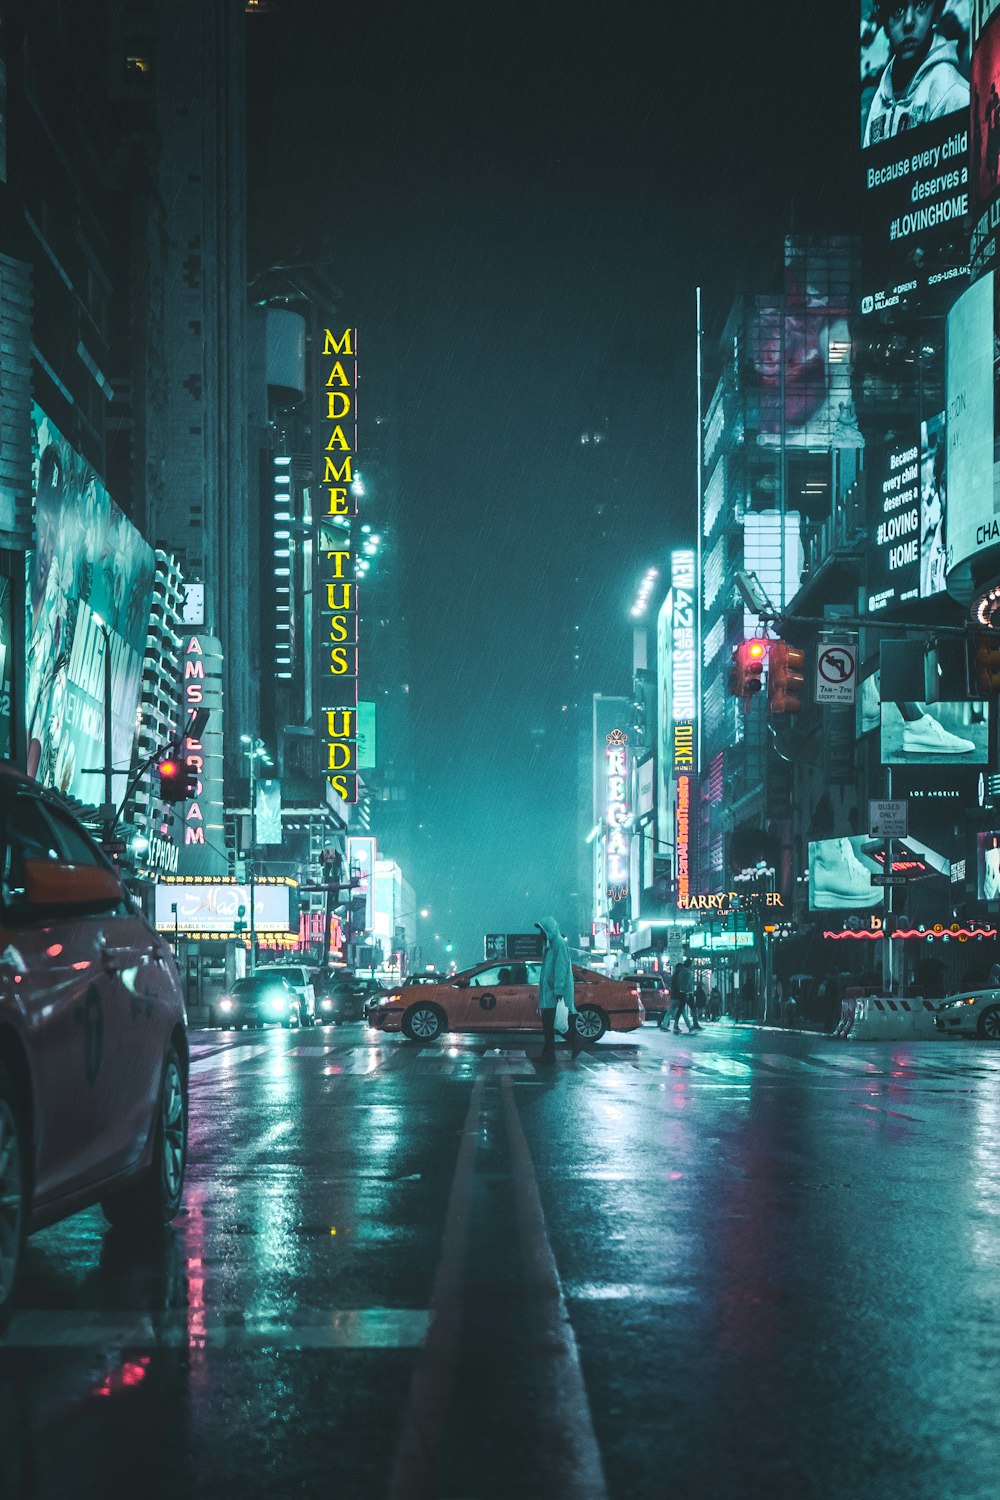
[810, 838, 878, 910]
[985, 847, 1000, 901]
[900, 713, 975, 756]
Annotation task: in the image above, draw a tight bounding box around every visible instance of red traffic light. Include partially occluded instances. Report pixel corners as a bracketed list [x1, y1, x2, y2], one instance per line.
[729, 638, 767, 698]
[157, 755, 194, 803]
[768, 641, 806, 715]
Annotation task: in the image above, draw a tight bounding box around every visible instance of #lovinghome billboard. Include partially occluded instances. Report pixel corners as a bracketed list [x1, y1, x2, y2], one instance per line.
[860, 1, 970, 314]
[26, 408, 154, 807]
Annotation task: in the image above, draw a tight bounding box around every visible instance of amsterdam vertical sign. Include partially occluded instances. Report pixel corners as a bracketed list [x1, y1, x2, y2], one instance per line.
[319, 328, 359, 803]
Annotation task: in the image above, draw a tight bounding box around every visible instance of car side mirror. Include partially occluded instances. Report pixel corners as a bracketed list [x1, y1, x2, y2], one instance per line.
[454, 977, 469, 989]
[23, 858, 123, 913]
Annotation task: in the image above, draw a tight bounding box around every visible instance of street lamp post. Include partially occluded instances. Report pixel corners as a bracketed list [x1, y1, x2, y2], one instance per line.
[94, 616, 114, 841]
[241, 735, 272, 975]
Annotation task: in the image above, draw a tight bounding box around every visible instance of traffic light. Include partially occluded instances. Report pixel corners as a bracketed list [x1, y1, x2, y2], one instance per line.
[768, 642, 806, 715]
[157, 755, 195, 803]
[728, 638, 767, 698]
[972, 634, 1000, 696]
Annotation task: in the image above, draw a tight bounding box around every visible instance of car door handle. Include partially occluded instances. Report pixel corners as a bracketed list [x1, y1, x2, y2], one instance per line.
[97, 936, 122, 976]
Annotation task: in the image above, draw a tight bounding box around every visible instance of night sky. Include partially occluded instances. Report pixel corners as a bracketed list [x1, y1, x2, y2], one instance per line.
[247, 2, 859, 959]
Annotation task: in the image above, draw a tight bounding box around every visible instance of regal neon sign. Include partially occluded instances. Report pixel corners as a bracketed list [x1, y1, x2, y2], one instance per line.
[605, 728, 630, 900]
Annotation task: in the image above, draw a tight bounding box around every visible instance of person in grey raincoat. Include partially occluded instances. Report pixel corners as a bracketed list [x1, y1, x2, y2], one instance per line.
[536, 917, 576, 1059]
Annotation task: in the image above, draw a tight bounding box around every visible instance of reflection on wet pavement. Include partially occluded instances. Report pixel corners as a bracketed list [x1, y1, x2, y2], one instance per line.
[3, 1022, 1000, 1498]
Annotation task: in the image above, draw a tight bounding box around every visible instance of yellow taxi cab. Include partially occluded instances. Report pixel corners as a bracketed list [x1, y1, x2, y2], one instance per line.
[366, 959, 643, 1042]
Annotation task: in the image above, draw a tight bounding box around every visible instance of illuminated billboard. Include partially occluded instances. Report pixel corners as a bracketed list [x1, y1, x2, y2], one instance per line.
[154, 880, 295, 935]
[970, 11, 1000, 278]
[944, 271, 996, 601]
[880, 700, 988, 763]
[747, 240, 863, 449]
[26, 408, 154, 806]
[656, 590, 673, 856]
[859, 1, 970, 314]
[867, 412, 947, 611]
[808, 837, 883, 911]
[670, 550, 696, 775]
[978, 831, 1000, 899]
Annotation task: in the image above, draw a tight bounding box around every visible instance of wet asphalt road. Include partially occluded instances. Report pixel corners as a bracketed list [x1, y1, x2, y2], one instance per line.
[2, 1020, 1000, 1499]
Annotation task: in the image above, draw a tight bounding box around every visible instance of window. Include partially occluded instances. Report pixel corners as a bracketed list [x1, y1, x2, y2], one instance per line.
[468, 967, 505, 987]
[40, 804, 108, 869]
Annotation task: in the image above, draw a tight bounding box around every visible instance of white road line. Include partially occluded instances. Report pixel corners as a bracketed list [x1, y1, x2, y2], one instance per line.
[189, 1045, 269, 1075]
[501, 1075, 610, 1500]
[1, 1308, 430, 1350]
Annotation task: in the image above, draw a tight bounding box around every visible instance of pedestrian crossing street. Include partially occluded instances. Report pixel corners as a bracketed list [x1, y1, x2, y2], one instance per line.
[188, 1027, 1000, 1088]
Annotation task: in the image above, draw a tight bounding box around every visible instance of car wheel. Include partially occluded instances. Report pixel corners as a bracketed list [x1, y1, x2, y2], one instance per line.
[102, 1047, 187, 1236]
[0, 1062, 26, 1329]
[978, 1006, 1000, 1040]
[575, 1006, 607, 1043]
[402, 1003, 444, 1042]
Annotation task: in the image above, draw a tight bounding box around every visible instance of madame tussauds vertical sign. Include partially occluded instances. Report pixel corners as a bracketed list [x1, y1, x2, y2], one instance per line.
[320, 328, 359, 802]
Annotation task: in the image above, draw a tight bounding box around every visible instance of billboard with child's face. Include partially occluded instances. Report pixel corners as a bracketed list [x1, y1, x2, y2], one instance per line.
[26, 408, 154, 807]
[860, 1, 971, 314]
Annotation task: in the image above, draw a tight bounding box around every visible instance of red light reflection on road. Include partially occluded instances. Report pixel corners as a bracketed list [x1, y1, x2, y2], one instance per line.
[93, 1355, 150, 1398]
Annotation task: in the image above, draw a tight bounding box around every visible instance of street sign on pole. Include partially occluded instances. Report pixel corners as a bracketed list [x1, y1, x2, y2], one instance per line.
[869, 799, 908, 838]
[871, 873, 910, 886]
[815, 640, 857, 705]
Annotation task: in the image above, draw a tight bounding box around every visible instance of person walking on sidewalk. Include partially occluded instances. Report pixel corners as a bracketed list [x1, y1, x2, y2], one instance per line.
[536, 916, 577, 1060]
[664, 952, 701, 1033]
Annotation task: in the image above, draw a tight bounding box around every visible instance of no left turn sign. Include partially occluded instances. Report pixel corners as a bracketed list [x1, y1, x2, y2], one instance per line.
[815, 641, 857, 705]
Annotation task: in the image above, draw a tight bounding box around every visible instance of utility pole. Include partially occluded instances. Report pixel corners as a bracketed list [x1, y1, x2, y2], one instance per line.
[241, 735, 273, 976]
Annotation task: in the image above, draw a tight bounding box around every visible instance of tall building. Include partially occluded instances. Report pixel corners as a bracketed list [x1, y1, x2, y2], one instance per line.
[141, 0, 253, 756]
[699, 237, 863, 902]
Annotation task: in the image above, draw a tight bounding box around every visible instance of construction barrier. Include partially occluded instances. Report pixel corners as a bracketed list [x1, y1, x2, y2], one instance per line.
[844, 996, 941, 1041]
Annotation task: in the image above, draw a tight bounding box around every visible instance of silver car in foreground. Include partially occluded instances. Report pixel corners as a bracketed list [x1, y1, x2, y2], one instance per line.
[935, 988, 1000, 1039]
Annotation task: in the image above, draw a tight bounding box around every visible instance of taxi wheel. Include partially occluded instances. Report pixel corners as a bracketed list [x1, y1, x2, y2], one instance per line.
[102, 1047, 187, 1236]
[978, 1006, 1000, 1040]
[402, 1003, 444, 1042]
[0, 1062, 26, 1329]
[574, 1006, 607, 1043]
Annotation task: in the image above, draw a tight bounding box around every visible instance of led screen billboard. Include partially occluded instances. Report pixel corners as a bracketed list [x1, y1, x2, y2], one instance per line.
[970, 11, 1000, 277]
[860, 1, 970, 315]
[746, 241, 863, 450]
[880, 699, 988, 762]
[867, 411, 948, 611]
[978, 830, 1000, 898]
[26, 408, 154, 806]
[944, 270, 996, 600]
[808, 836, 883, 911]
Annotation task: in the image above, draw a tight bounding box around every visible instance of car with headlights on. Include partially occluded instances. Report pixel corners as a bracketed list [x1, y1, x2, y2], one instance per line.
[212, 973, 302, 1029]
[0, 766, 188, 1326]
[934, 987, 1000, 1039]
[253, 962, 317, 1024]
[367, 960, 643, 1042]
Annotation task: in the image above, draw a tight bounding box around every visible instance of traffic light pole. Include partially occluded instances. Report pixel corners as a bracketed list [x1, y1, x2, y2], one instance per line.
[248, 755, 257, 975]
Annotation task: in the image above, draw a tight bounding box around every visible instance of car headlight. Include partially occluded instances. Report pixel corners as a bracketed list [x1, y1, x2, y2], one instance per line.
[219, 997, 235, 1012]
[943, 998, 975, 1009]
[321, 998, 334, 1011]
[267, 991, 288, 1007]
